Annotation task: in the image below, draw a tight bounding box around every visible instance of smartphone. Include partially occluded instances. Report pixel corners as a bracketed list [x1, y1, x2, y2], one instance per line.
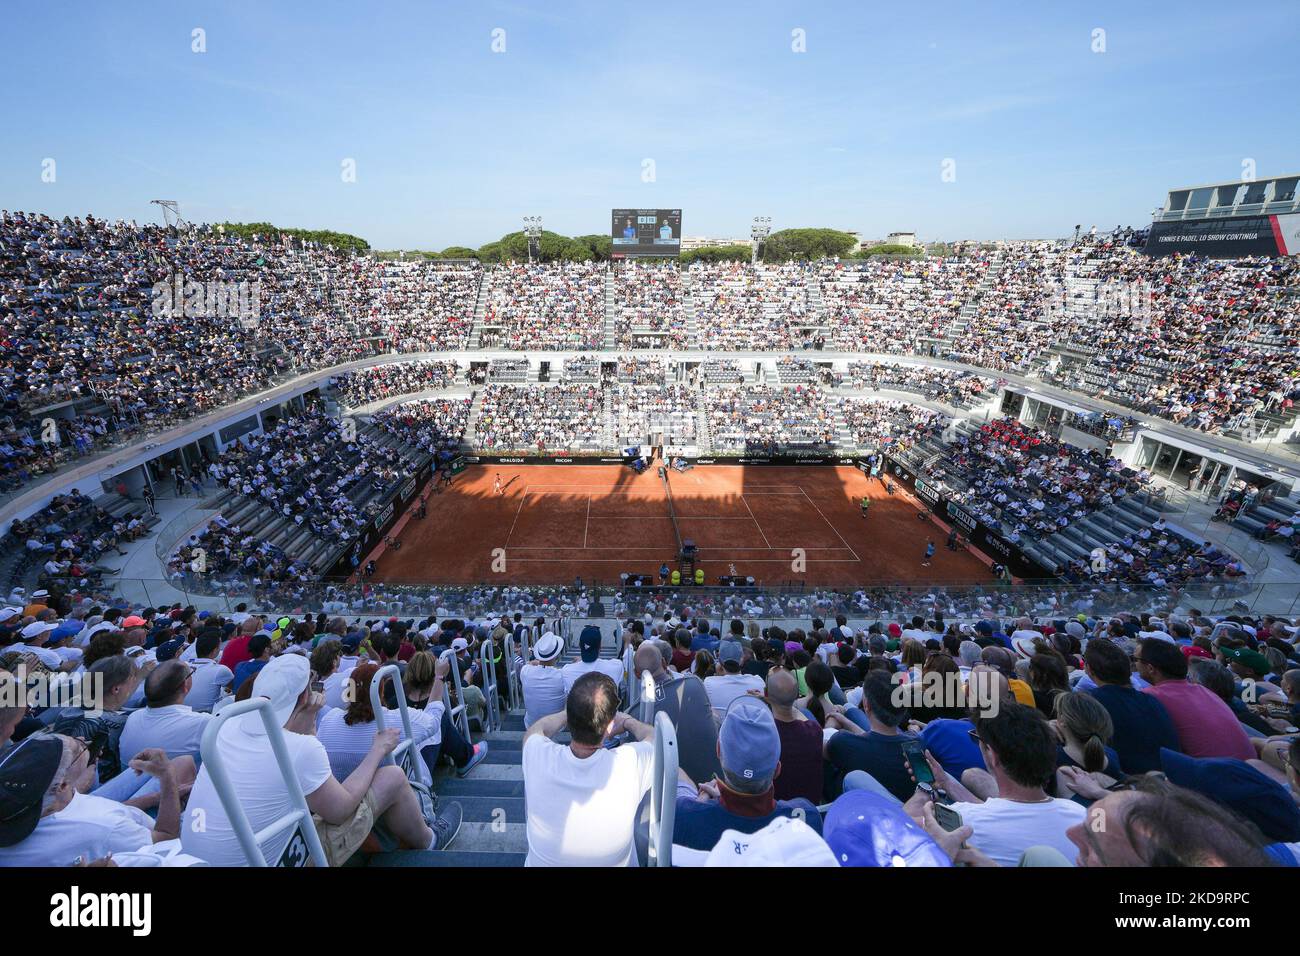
[933, 803, 963, 832]
[902, 739, 934, 786]
[310, 679, 325, 694]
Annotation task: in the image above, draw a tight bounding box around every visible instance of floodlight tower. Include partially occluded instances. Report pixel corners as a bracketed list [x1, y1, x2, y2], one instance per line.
[751, 216, 772, 264]
[151, 200, 187, 230]
[523, 216, 543, 263]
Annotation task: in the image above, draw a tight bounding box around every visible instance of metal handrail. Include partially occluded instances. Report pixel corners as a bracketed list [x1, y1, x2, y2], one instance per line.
[647, 710, 677, 868]
[369, 663, 428, 786]
[197, 696, 328, 867]
[639, 671, 656, 724]
[480, 638, 502, 733]
[440, 648, 472, 742]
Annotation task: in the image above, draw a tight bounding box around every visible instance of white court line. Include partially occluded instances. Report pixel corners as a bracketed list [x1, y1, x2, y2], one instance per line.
[798, 484, 862, 562]
[583, 494, 590, 548]
[739, 495, 773, 549]
[503, 492, 528, 548]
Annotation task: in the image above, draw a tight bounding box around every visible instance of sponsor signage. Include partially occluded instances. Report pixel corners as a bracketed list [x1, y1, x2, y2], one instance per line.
[1144, 213, 1300, 258]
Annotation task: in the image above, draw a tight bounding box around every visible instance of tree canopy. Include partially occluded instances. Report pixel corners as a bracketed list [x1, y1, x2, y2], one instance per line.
[216, 222, 369, 253]
[759, 228, 858, 262]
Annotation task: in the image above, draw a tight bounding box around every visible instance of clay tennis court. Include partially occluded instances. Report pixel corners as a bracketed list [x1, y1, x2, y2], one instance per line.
[370, 464, 993, 588]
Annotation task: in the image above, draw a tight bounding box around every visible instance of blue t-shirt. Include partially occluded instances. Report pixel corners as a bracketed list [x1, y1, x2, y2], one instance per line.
[1087, 683, 1180, 774]
[826, 729, 920, 801]
[231, 658, 268, 693]
[921, 718, 986, 780]
[673, 795, 822, 851]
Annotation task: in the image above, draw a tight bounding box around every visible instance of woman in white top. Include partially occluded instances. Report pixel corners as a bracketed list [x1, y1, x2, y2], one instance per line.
[316, 662, 444, 780]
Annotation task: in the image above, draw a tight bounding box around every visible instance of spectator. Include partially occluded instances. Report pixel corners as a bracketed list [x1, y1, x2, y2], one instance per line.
[521, 672, 654, 866]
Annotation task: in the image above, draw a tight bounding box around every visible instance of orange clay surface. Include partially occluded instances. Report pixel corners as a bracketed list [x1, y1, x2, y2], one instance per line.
[371, 464, 992, 588]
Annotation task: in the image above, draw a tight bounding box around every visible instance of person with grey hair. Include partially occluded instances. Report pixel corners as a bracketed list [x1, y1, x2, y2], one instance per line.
[958, 640, 982, 675]
[0, 734, 185, 866]
[633, 638, 720, 783]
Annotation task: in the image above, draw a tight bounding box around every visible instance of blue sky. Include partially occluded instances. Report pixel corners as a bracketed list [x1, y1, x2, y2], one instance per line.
[2, 1, 1297, 249]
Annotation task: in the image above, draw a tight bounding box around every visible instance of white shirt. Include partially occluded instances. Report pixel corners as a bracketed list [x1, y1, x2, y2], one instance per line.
[703, 672, 765, 719]
[181, 717, 333, 867]
[2, 642, 62, 669]
[900, 628, 929, 644]
[520, 664, 567, 728]
[561, 657, 624, 695]
[185, 659, 234, 713]
[316, 696, 444, 780]
[0, 792, 154, 867]
[953, 796, 1087, 867]
[323, 660, 359, 711]
[522, 735, 654, 867]
[120, 703, 212, 761]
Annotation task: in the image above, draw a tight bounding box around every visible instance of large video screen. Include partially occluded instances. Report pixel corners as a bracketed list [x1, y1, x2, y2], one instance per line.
[611, 209, 681, 257]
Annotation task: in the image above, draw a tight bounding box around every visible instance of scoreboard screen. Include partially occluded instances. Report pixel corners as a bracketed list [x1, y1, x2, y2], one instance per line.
[611, 209, 681, 257]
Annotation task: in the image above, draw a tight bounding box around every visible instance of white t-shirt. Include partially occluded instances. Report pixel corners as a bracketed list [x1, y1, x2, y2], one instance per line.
[900, 628, 929, 645]
[323, 660, 359, 712]
[120, 704, 212, 761]
[560, 658, 624, 695]
[520, 664, 567, 728]
[2, 642, 61, 669]
[316, 696, 444, 780]
[181, 719, 332, 867]
[185, 659, 234, 713]
[522, 735, 654, 867]
[0, 792, 154, 867]
[703, 673, 765, 719]
[952, 796, 1086, 867]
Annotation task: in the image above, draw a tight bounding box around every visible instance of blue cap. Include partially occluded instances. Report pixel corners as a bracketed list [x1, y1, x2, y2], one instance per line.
[822, 790, 952, 867]
[1160, 748, 1300, 843]
[718, 696, 779, 783]
[579, 624, 602, 663]
[49, 620, 84, 644]
[198, 610, 211, 620]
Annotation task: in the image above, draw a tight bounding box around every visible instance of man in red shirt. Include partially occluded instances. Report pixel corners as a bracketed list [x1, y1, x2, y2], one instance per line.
[219, 616, 263, 671]
[1137, 638, 1254, 761]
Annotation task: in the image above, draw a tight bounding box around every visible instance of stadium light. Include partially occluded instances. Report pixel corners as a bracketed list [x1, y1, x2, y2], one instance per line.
[523, 215, 543, 263]
[750, 216, 772, 264]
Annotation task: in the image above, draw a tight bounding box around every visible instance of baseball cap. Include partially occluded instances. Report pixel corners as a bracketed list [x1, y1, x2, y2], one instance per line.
[822, 789, 952, 867]
[533, 632, 563, 663]
[0, 607, 22, 621]
[450, 637, 469, 653]
[718, 696, 779, 784]
[20, 621, 56, 641]
[718, 640, 743, 665]
[702, 815, 838, 867]
[1220, 645, 1271, 676]
[121, 615, 147, 628]
[579, 625, 602, 663]
[1160, 748, 1300, 843]
[0, 737, 66, 847]
[247, 654, 311, 732]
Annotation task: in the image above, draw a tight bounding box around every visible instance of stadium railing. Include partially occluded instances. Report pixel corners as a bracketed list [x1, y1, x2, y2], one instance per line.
[370, 662, 429, 786]
[479, 638, 502, 733]
[198, 696, 329, 867]
[98, 576, 1300, 622]
[647, 710, 677, 868]
[438, 648, 473, 742]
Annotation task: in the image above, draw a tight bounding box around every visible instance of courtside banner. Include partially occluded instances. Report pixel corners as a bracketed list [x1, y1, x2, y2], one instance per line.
[459, 455, 631, 465]
[682, 455, 859, 466]
[1144, 213, 1300, 257]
